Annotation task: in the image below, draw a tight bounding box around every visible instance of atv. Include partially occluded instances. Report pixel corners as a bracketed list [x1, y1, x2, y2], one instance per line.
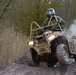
[26, 16, 75, 67]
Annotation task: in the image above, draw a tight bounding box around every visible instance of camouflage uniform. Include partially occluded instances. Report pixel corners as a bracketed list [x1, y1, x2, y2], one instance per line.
[37, 16, 65, 35]
[42, 16, 65, 30]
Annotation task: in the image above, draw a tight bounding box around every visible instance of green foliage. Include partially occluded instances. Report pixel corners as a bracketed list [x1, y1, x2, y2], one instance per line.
[0, 0, 76, 35]
[0, 0, 60, 35]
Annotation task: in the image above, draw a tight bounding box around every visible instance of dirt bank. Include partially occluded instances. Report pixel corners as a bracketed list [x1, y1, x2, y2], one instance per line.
[0, 62, 76, 75]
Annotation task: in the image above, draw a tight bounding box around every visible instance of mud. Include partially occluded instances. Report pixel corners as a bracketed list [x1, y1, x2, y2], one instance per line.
[0, 61, 76, 75]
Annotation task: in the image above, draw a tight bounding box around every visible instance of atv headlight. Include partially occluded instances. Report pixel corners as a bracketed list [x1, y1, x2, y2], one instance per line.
[28, 41, 34, 46]
[48, 35, 55, 41]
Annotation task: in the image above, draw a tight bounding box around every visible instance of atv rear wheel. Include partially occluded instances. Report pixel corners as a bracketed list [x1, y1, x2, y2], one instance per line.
[47, 59, 57, 67]
[26, 48, 40, 66]
[47, 54, 57, 67]
[56, 44, 73, 66]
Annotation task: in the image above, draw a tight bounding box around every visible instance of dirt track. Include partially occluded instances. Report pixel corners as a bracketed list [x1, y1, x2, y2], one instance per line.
[0, 62, 76, 75]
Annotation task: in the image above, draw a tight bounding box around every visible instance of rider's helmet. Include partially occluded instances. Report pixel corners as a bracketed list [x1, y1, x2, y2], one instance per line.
[46, 8, 55, 18]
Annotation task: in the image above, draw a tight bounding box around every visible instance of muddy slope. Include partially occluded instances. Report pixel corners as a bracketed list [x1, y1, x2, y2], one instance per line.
[0, 62, 76, 75]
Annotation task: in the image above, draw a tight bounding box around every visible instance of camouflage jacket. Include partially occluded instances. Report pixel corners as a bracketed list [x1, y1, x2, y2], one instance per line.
[42, 16, 65, 28]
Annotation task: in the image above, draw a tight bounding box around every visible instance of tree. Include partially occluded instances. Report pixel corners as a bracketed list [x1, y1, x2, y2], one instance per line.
[0, 0, 76, 35]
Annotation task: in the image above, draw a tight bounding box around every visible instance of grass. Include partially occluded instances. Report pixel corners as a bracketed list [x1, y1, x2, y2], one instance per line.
[0, 27, 29, 64]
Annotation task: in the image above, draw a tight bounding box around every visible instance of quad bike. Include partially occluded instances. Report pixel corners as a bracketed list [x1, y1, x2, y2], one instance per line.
[26, 16, 76, 67]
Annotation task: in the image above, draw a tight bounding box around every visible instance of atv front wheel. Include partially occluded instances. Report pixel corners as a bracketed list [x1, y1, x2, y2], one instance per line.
[56, 44, 73, 66]
[26, 48, 40, 66]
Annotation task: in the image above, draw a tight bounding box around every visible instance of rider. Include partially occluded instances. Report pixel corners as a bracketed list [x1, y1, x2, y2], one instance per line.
[42, 8, 65, 30]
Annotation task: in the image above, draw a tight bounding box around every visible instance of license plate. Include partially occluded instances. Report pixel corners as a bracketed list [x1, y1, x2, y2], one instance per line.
[40, 48, 45, 52]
